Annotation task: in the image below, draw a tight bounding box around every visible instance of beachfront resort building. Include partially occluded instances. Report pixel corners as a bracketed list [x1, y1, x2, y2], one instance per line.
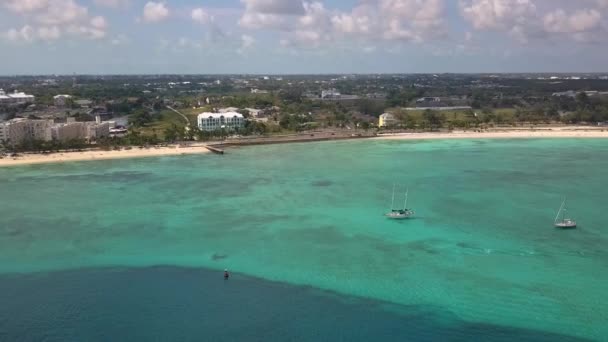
[379, 113, 398, 128]
[197, 112, 245, 132]
[0, 118, 52, 145]
[50, 123, 87, 142]
[0, 119, 110, 145]
[50, 122, 110, 142]
[0, 89, 35, 105]
[86, 122, 111, 141]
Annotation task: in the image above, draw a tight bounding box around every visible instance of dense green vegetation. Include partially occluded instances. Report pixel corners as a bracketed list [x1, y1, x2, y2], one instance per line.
[3, 74, 608, 153]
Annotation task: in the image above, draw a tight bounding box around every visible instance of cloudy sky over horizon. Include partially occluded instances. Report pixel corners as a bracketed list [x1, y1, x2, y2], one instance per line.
[0, 0, 607, 74]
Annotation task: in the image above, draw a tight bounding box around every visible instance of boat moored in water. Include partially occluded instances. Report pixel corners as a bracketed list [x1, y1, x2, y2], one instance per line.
[554, 198, 577, 229]
[385, 185, 415, 219]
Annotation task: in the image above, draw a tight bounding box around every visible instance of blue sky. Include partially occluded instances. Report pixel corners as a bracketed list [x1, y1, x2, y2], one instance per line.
[0, 0, 607, 74]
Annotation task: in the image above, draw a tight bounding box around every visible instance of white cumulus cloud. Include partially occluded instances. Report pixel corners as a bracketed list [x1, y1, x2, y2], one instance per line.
[142, 1, 169, 23]
[2, 0, 48, 13]
[460, 0, 537, 30]
[543, 7, 603, 43]
[461, 0, 608, 44]
[1, 0, 110, 43]
[36, 0, 89, 26]
[191, 8, 210, 24]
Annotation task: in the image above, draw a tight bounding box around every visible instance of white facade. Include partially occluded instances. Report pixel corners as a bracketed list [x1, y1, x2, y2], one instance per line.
[51, 122, 87, 142]
[86, 122, 110, 141]
[0, 89, 35, 105]
[321, 89, 341, 99]
[0, 123, 6, 143]
[197, 112, 244, 132]
[0, 119, 111, 145]
[0, 119, 52, 145]
[379, 113, 398, 127]
[54, 95, 72, 107]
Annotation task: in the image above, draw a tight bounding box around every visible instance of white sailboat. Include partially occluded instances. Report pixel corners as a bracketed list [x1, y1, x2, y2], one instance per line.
[385, 185, 415, 219]
[554, 198, 577, 229]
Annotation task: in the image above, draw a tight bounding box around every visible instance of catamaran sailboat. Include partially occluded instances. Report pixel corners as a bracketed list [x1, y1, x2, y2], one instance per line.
[385, 185, 415, 219]
[554, 198, 577, 229]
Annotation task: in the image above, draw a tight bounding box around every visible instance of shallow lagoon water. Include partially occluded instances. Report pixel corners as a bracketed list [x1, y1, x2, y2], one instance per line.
[0, 139, 607, 340]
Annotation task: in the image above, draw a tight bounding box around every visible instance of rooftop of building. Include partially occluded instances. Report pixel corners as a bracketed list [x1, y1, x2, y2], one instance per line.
[198, 112, 244, 119]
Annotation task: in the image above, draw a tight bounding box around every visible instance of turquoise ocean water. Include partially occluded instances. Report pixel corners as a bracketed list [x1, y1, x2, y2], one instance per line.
[0, 139, 607, 340]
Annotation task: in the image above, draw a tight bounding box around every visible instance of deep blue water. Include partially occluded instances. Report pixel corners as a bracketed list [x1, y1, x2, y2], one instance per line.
[0, 267, 590, 342]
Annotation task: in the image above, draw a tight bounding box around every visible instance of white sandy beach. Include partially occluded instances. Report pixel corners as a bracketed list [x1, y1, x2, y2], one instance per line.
[375, 127, 608, 141]
[0, 144, 211, 167]
[2, 127, 608, 167]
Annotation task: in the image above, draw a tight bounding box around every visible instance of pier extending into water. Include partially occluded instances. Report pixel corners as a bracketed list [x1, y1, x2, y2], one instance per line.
[204, 146, 225, 154]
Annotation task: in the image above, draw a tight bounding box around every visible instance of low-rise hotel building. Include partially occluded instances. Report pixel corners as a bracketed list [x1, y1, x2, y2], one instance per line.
[379, 113, 398, 127]
[197, 112, 245, 132]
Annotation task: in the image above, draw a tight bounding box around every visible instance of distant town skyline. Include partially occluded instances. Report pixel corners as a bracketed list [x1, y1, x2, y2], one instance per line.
[1, 0, 608, 74]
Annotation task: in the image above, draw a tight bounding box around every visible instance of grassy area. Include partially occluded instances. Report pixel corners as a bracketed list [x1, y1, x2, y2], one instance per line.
[139, 110, 188, 138]
[392, 108, 517, 125]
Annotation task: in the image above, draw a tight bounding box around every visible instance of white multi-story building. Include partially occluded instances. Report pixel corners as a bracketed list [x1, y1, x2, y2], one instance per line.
[86, 122, 110, 141]
[0, 89, 35, 105]
[50, 122, 87, 142]
[0, 118, 52, 145]
[0, 90, 10, 104]
[54, 95, 72, 107]
[0, 123, 6, 143]
[197, 112, 245, 132]
[50, 122, 111, 142]
[0, 119, 110, 145]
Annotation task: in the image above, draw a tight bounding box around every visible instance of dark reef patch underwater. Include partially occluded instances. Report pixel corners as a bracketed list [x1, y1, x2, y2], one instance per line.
[0, 267, 590, 342]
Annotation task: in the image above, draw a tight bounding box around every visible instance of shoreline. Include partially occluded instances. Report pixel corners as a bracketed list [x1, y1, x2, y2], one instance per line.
[374, 129, 608, 141]
[0, 144, 211, 167]
[2, 128, 608, 167]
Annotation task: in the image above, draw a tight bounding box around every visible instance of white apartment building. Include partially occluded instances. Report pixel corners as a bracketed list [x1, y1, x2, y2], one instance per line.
[0, 119, 52, 145]
[197, 112, 245, 132]
[1, 119, 110, 145]
[51, 122, 109, 142]
[86, 122, 110, 141]
[0, 89, 35, 105]
[50, 122, 87, 142]
[0, 123, 6, 143]
[0, 91, 10, 104]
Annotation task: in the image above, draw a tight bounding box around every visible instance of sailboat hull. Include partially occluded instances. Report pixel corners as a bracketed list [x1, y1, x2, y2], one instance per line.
[555, 222, 577, 229]
[385, 211, 415, 219]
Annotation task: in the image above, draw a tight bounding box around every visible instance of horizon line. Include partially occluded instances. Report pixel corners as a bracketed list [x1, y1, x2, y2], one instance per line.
[2, 72, 608, 77]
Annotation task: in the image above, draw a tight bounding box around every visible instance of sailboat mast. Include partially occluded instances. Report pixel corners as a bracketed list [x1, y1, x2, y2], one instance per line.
[555, 198, 566, 223]
[391, 184, 396, 210]
[403, 187, 409, 210]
